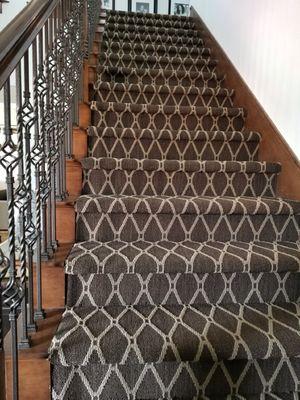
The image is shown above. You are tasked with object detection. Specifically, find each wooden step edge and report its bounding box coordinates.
[66,158,82,197]
[56,200,76,244]
[73,126,88,161]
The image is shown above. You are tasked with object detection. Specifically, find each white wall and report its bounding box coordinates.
[0,0,28,31]
[191,0,300,159]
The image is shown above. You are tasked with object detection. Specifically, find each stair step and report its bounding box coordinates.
[51,356,300,398]
[49,302,300,365]
[105,22,202,38]
[106,14,195,30]
[67,270,300,307]
[97,65,225,88]
[100,53,217,73]
[65,240,300,275]
[93,82,234,107]
[102,31,205,47]
[88,127,260,161]
[75,195,300,243]
[91,101,246,131]
[81,158,279,197]
[107,10,192,22]
[101,41,211,59]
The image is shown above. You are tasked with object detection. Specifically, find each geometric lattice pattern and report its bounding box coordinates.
[52,359,300,399]
[50,303,300,366]
[50,9,300,400]
[66,271,300,307]
[91,102,246,131]
[102,41,212,59]
[99,53,218,73]
[88,127,261,161]
[97,65,225,88]
[75,194,300,243]
[94,81,234,107]
[81,157,279,197]
[103,31,205,47]
[65,240,300,275]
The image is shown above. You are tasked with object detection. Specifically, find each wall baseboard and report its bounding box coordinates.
[191,6,300,200]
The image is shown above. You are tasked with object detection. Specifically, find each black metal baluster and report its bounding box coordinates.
[22,50,38,336]
[38,27,51,262]
[14,63,31,348]
[32,37,46,320]
[1,78,24,400]
[44,20,55,257]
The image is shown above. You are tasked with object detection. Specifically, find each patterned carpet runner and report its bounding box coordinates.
[49,10,300,400]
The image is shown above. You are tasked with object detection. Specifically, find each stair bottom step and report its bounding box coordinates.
[51,359,300,399]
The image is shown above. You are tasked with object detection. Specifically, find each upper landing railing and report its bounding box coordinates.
[0,1,102,399]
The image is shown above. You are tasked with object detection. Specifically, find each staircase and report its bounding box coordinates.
[49,10,300,399]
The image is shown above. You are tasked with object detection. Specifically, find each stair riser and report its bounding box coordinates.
[51,358,300,399]
[103,35,205,47]
[91,104,245,131]
[88,136,260,161]
[100,55,217,73]
[82,169,277,197]
[66,272,300,307]
[105,24,202,38]
[94,88,233,108]
[98,69,224,88]
[106,18,195,30]
[76,213,300,243]
[66,241,300,276]
[101,43,211,59]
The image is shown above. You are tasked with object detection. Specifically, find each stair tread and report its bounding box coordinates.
[65,240,300,275]
[88,127,261,142]
[49,302,300,366]
[102,32,204,46]
[91,101,245,116]
[101,43,212,57]
[94,81,233,97]
[75,194,300,215]
[106,15,195,28]
[101,52,216,65]
[105,23,201,37]
[97,65,225,84]
[81,157,280,173]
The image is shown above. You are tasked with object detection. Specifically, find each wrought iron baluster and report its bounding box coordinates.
[32,37,46,320]
[1,78,24,400]
[0,2,102,398]
[22,50,38,337]
[14,63,31,348]
[44,19,56,257]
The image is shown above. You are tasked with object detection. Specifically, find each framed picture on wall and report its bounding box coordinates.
[136,2,150,13]
[103,0,112,9]
[174,2,189,16]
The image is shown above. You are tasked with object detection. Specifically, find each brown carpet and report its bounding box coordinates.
[49,9,300,399]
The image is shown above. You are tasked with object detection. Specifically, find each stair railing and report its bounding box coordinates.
[0,0,102,399]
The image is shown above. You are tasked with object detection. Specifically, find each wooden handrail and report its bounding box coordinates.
[0,0,59,88]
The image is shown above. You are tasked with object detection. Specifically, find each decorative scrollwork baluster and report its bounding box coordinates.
[1,78,24,400]
[14,63,31,349]
[32,36,46,320]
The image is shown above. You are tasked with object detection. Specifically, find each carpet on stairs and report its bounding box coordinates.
[49,9,300,400]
